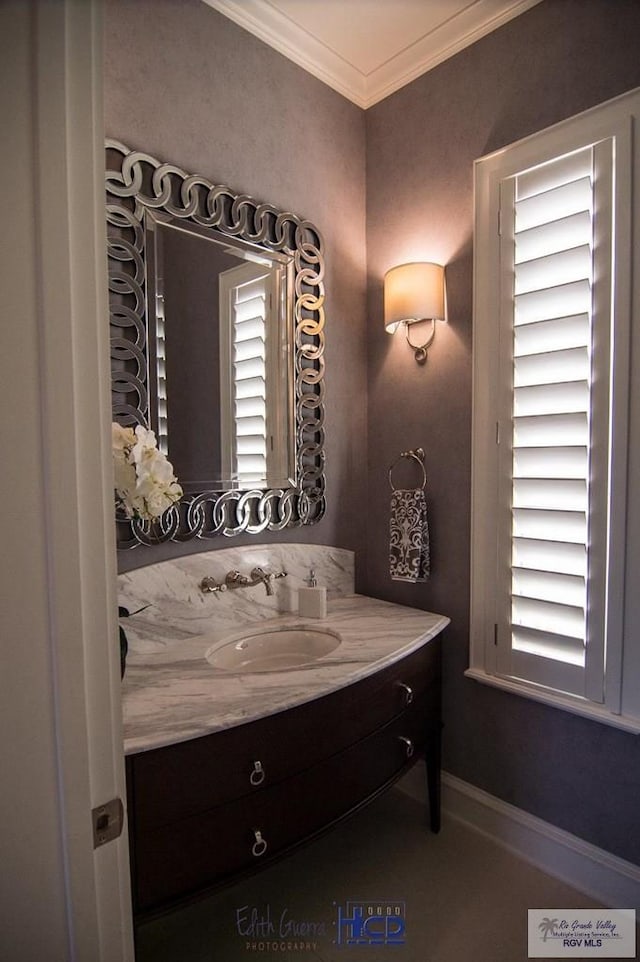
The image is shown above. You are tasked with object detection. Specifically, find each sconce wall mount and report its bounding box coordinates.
[384,262,445,365]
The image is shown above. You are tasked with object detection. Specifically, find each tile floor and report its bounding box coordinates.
[134,787,631,962]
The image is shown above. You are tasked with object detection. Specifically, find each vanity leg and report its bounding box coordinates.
[425,728,441,834]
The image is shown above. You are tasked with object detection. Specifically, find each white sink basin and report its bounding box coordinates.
[205,626,341,672]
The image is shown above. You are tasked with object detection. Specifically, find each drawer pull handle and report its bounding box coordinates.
[397,682,414,706]
[250,761,265,786]
[252,829,268,858]
[398,736,414,759]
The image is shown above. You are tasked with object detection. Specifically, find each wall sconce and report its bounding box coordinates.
[384,262,445,364]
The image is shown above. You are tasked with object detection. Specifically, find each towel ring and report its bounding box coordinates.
[388,448,427,492]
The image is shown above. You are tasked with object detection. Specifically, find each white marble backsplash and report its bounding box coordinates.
[118,544,354,654]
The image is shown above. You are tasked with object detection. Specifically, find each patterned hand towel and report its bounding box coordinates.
[389,488,430,582]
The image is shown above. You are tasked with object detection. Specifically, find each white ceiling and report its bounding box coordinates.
[204,0,543,108]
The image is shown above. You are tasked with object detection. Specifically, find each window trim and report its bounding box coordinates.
[469,87,638,729]
[464,667,640,734]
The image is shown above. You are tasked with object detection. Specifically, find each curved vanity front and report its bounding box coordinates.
[122,593,449,917]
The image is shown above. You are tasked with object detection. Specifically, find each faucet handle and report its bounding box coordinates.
[226,569,248,587]
[200,576,227,594]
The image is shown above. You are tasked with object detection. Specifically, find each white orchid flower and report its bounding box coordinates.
[112,421,182,522]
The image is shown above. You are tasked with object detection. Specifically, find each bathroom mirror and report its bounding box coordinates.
[106,140,326,546]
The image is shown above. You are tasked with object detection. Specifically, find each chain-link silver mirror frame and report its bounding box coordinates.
[106,140,326,548]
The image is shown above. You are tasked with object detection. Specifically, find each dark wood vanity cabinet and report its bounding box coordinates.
[126,635,442,916]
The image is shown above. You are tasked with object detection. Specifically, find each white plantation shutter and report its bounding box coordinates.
[219,262,274,486]
[471,89,639,728]
[154,295,169,454]
[232,275,269,484]
[495,142,613,700]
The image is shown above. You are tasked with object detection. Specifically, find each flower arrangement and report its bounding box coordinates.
[112,422,182,522]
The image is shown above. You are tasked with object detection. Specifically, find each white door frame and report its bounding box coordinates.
[0,1,134,959]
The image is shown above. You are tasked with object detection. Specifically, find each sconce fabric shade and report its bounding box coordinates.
[384,262,445,333]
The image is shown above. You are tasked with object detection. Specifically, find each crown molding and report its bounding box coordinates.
[364,0,544,107]
[203,0,368,105]
[203,0,543,109]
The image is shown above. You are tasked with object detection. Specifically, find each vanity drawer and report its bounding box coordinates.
[129,636,441,832]
[132,695,432,912]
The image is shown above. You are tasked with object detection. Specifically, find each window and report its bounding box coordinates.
[219,262,272,486]
[469,88,640,731]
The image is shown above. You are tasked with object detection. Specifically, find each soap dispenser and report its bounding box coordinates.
[298,569,327,619]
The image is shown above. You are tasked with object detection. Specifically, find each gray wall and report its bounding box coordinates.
[105,0,368,575]
[365,0,640,865]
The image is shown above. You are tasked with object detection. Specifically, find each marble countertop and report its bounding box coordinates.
[122,594,449,755]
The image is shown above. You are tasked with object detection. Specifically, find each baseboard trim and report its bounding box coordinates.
[396,768,640,910]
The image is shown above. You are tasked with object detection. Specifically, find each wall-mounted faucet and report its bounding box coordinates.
[200,566,287,597]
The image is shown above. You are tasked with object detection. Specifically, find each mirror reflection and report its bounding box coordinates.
[145,213,295,492]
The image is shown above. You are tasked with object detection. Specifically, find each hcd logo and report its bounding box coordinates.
[335,900,405,946]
